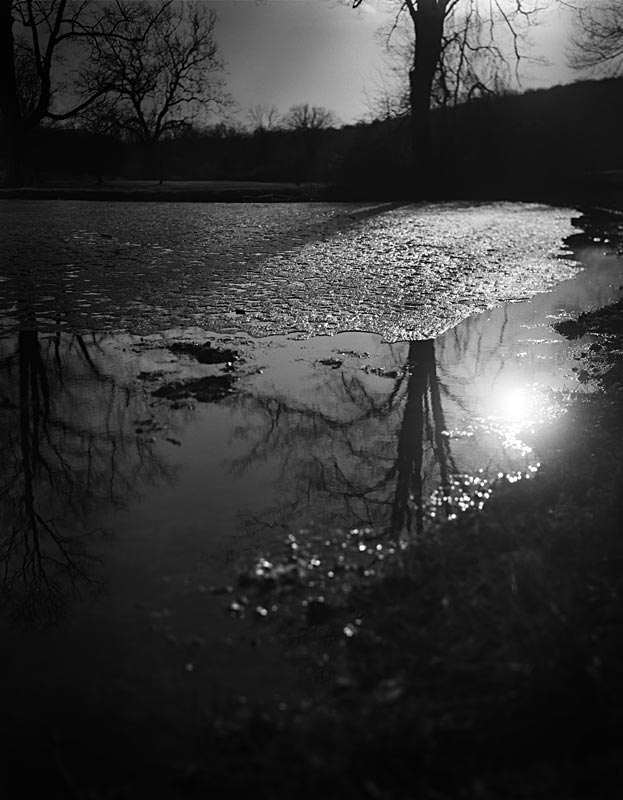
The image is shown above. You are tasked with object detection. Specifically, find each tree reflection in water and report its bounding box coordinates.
[231,339,455,540]
[0,315,175,624]
[391,340,455,535]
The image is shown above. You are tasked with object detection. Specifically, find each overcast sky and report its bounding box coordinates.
[206,0,579,126]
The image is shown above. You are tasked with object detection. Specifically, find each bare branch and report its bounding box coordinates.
[569,1,623,75]
[281,103,340,131]
[77,1,229,145]
[247,103,280,132]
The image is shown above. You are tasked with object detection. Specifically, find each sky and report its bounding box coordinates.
[205,0,580,127]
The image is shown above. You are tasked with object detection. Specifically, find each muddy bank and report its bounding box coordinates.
[178,300,623,800]
[156,225,623,797]
[10,298,621,800]
[2,180,623,210]
[2,203,622,798]
[0,179,328,203]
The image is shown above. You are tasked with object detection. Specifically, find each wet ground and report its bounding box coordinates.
[1,200,622,782]
[0,200,578,339]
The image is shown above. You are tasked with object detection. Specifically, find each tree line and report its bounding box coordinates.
[19,75,620,201]
[1,0,622,193]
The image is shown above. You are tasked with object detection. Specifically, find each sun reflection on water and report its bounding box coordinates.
[485,380,565,449]
[435,376,569,522]
[499,386,531,421]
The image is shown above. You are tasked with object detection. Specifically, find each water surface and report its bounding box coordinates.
[1,199,622,764]
[1,200,578,338]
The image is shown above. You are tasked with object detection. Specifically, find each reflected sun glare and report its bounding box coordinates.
[500,386,531,422]
[487,381,540,428]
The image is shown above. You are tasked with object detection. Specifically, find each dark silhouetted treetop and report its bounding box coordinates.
[281,103,340,131]
[247,103,280,133]
[79,0,230,145]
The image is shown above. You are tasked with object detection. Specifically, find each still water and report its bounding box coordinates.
[1,200,622,761]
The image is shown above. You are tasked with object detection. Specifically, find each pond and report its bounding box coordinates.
[1,199,622,767]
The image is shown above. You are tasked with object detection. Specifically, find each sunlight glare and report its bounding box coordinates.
[501,386,531,422]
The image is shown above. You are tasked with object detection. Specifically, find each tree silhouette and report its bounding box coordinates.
[279,103,339,181]
[281,103,339,131]
[0,0,228,185]
[352,0,548,191]
[79,0,229,177]
[247,103,280,133]
[0,0,140,185]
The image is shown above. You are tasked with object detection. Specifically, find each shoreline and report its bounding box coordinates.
[2,200,622,798]
[188,238,623,799]
[0,180,328,203]
[180,209,623,797]
[2,180,622,211]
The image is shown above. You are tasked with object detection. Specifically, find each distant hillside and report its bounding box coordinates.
[331,76,623,198]
[441,76,623,192]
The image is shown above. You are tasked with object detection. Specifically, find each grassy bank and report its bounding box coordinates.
[10,218,622,799]
[179,300,623,800]
[0,179,328,203]
[2,178,622,208]
[41,306,620,799]
[28,313,623,800]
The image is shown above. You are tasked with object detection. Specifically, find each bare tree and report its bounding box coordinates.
[352,0,548,191]
[0,0,145,185]
[0,1,228,186]
[568,1,623,75]
[247,103,280,132]
[279,103,339,181]
[281,103,339,131]
[80,0,229,152]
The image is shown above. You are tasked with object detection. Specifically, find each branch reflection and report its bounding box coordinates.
[231,339,456,540]
[0,315,175,624]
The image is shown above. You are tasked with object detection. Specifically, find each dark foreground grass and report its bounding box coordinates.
[66,307,613,800]
[20,303,623,800]
[0,178,328,202]
[188,302,623,800]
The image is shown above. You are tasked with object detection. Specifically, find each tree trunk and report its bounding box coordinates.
[142,140,164,183]
[0,4,23,187]
[410,1,445,196]
[0,5,41,188]
[409,67,436,192]
[4,132,26,188]
[390,340,435,536]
